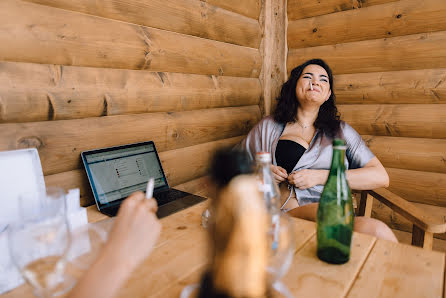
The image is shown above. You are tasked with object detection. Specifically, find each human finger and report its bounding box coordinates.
[143,198,159,213]
[271,165,288,178]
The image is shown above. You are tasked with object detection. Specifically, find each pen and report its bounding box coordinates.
[146,178,154,199]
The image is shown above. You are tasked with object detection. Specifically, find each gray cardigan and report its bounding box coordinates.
[238,116,375,206]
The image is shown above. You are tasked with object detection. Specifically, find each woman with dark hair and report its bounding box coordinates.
[239,59,396,241]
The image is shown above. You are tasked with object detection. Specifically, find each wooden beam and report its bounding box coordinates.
[46,136,243,206]
[288,0,446,49]
[0,106,260,175]
[335,68,446,104]
[339,104,446,138]
[260,0,287,115]
[0,0,261,77]
[386,168,446,207]
[288,31,446,74]
[203,0,261,19]
[362,135,446,174]
[24,0,261,48]
[0,61,261,123]
[358,191,374,217]
[412,225,434,249]
[287,0,398,21]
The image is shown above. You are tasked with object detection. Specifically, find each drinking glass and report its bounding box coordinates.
[267,213,295,297]
[8,187,74,297]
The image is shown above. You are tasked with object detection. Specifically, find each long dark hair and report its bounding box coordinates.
[273,58,340,138]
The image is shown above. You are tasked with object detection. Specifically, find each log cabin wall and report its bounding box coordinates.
[0,0,266,206]
[287,0,446,245]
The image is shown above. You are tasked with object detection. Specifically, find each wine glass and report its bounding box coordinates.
[267,212,295,298]
[7,187,74,297]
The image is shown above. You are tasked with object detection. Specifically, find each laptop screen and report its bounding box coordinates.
[82,142,169,208]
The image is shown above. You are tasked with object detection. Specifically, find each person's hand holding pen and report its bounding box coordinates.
[69,182,161,298]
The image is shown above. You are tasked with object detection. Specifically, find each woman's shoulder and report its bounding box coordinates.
[338,121,363,144]
[255,115,283,130]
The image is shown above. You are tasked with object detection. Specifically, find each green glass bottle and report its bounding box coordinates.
[317,138,354,264]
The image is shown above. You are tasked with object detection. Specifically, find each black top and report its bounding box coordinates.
[275,140,306,174]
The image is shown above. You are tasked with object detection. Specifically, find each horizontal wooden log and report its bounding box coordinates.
[371,199,446,241]
[0,105,260,175]
[288,0,446,49]
[287,0,398,21]
[24,0,261,48]
[362,135,446,173]
[204,0,261,19]
[0,0,261,77]
[288,31,446,74]
[339,104,446,138]
[335,69,446,104]
[46,136,242,206]
[0,61,261,123]
[386,168,446,207]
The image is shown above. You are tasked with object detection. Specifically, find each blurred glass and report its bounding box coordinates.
[8,187,74,297]
[267,213,295,297]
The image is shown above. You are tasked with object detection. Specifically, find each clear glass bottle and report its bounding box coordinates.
[255,152,281,250]
[316,139,354,264]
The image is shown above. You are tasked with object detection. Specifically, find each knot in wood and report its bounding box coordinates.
[17,136,43,149]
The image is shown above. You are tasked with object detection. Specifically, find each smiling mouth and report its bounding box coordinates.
[307,89,320,92]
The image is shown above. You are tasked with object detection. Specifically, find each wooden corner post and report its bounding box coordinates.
[259,0,287,116]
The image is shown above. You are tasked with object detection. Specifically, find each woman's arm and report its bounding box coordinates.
[68,192,161,298]
[346,156,389,190]
[287,157,389,190]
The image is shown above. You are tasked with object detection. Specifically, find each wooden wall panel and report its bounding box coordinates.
[362,136,446,174]
[287,0,398,21]
[371,200,446,241]
[339,104,446,138]
[46,137,242,206]
[260,0,287,115]
[23,0,261,48]
[288,0,446,49]
[0,0,261,77]
[204,0,261,19]
[0,61,261,123]
[0,106,260,175]
[386,168,446,207]
[335,69,446,104]
[288,31,446,74]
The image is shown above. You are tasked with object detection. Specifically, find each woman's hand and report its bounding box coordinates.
[68,192,161,298]
[288,169,329,190]
[270,165,288,184]
[101,191,161,272]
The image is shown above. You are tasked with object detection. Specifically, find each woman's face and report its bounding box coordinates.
[295,64,332,106]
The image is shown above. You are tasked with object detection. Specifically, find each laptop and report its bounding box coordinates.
[81,141,207,218]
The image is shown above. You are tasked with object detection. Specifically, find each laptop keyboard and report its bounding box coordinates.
[155,188,189,206]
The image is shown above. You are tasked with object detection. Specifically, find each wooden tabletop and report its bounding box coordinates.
[3,202,445,298]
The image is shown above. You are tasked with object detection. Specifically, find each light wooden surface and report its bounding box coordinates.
[339,104,446,139]
[259,0,287,115]
[288,0,446,49]
[23,0,261,48]
[0,61,261,123]
[335,69,446,105]
[288,31,446,75]
[0,106,260,175]
[362,135,446,174]
[287,0,398,21]
[3,203,444,298]
[204,0,261,20]
[386,168,446,207]
[0,0,261,78]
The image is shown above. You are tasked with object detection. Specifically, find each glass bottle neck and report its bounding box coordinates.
[328,149,346,177]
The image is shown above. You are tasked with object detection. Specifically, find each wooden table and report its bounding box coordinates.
[3,201,445,298]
